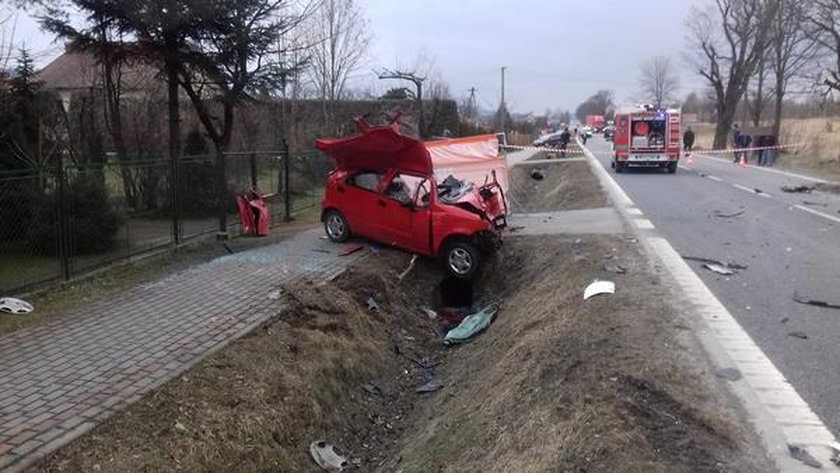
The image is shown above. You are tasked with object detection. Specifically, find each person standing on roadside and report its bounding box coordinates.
[559,127,571,157]
[683,126,695,154]
[732,124,742,163]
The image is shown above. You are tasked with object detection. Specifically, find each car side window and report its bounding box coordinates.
[348,172,382,192]
[384,173,427,206]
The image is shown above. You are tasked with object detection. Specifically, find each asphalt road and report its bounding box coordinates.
[586,136,840,436]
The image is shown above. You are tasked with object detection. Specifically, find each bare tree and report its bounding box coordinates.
[639,56,679,107]
[377,68,426,137]
[686,0,780,149]
[306,0,370,128]
[744,52,772,126]
[770,0,820,139]
[807,0,840,94]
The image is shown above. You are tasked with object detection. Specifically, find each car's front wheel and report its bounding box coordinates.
[442,239,481,280]
[323,210,350,242]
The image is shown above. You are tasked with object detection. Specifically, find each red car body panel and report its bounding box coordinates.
[318,118,507,257]
[315,117,433,175]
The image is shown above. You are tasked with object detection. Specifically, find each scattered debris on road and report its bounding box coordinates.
[788,443,823,468]
[530,169,545,181]
[603,263,627,274]
[398,255,419,281]
[310,440,348,472]
[340,244,364,256]
[508,225,526,233]
[444,303,499,344]
[788,331,809,340]
[793,292,840,310]
[715,368,742,381]
[779,316,790,324]
[703,263,736,276]
[362,381,383,397]
[222,243,235,254]
[415,377,444,393]
[712,209,745,218]
[681,255,748,270]
[312,248,331,254]
[802,200,828,207]
[780,185,815,194]
[267,289,283,300]
[0,297,34,315]
[366,296,379,311]
[583,280,615,300]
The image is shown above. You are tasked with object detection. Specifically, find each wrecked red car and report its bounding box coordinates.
[316,117,508,279]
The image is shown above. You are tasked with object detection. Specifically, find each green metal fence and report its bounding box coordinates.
[0,146,330,293]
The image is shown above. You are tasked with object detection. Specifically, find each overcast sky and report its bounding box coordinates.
[8,0,707,114]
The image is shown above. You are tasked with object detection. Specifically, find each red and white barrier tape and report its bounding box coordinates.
[686,142,807,155]
[501,144,585,155]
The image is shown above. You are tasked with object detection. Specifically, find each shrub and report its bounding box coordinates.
[28,174,123,255]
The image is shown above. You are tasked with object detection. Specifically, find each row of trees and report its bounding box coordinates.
[686,0,840,148]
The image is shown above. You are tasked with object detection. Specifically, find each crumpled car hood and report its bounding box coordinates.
[315,117,432,175]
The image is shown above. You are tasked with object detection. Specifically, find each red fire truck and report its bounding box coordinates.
[611,106,681,174]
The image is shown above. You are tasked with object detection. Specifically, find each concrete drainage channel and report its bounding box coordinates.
[579,140,840,472]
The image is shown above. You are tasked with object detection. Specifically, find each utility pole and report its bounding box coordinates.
[467,86,477,120]
[500,66,507,132]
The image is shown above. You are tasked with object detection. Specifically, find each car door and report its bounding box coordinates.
[375,173,432,254]
[340,171,384,238]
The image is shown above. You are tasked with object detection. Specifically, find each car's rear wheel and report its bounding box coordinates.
[667,162,677,174]
[442,239,481,280]
[324,210,350,242]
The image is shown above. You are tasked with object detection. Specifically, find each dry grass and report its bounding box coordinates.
[693,118,840,178]
[508,161,608,212]
[33,249,441,472]
[382,236,770,473]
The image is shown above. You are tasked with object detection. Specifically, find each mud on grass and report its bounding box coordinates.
[31,249,447,473]
[508,161,607,213]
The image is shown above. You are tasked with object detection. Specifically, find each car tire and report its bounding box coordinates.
[615,162,624,173]
[667,162,677,174]
[323,210,350,242]
[442,239,481,280]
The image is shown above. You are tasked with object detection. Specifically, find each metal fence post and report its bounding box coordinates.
[249,152,257,189]
[283,140,292,222]
[216,150,228,239]
[56,159,71,280]
[171,149,181,245]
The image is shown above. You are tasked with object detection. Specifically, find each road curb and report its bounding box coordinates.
[579,140,840,472]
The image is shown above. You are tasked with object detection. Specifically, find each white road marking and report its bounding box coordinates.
[581,143,840,471]
[626,208,643,216]
[707,175,723,182]
[732,183,773,198]
[649,236,839,470]
[697,154,835,184]
[794,204,840,224]
[634,218,655,229]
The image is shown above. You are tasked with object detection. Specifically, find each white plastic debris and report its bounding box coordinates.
[310,440,347,472]
[0,297,33,315]
[583,280,615,300]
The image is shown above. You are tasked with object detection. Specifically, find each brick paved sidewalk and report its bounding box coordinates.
[0,228,365,472]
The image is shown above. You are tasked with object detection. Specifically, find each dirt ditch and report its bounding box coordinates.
[508,161,607,213]
[33,235,772,473]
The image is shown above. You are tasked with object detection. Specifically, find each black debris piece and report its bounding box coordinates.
[793,292,840,310]
[712,210,745,218]
[530,170,544,181]
[788,331,809,340]
[781,185,816,194]
[682,255,748,270]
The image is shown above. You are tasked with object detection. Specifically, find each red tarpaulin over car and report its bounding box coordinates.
[426,134,509,194]
[315,118,433,175]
